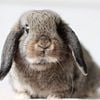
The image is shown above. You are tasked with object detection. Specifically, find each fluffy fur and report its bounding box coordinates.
[0,10,100,99]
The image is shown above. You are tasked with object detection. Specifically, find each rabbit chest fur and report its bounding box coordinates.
[9,48,100,98]
[10,51,77,98]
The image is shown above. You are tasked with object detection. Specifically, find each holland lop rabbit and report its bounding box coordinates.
[0,10,100,99]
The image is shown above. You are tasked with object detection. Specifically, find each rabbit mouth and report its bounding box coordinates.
[33,59,48,65]
[26,56,58,65]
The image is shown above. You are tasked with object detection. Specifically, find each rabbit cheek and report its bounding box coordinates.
[25,40,37,58]
[47,45,60,59]
[47,41,62,60]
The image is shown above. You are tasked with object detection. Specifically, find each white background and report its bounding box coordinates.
[0,0,100,99]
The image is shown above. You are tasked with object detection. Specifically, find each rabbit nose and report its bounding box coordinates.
[38,35,51,49]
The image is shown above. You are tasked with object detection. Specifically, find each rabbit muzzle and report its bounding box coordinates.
[37,35,51,50]
[25,35,61,65]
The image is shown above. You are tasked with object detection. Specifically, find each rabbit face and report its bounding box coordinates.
[0,10,87,80]
[19,11,68,66]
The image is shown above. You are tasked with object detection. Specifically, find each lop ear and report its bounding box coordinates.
[57,20,88,76]
[0,22,23,80]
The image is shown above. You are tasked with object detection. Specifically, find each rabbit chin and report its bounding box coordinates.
[25,57,58,71]
[26,56,58,65]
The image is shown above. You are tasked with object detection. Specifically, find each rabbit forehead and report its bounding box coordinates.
[20,10,61,33]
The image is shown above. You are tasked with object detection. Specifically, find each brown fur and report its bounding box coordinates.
[0,10,100,99]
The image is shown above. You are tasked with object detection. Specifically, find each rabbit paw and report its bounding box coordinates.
[15,92,30,100]
[47,95,59,100]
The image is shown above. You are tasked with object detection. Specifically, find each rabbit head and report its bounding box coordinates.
[0,10,87,80]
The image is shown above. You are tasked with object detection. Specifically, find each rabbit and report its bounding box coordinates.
[0,10,100,99]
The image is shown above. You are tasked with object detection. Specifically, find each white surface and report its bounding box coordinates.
[0,0,100,99]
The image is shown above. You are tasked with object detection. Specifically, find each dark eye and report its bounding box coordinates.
[26,28,29,33]
[24,24,29,34]
[25,24,28,27]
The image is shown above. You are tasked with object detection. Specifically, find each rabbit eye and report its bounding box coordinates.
[22,24,29,34]
[25,24,29,33]
[25,24,28,27]
[25,28,29,33]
